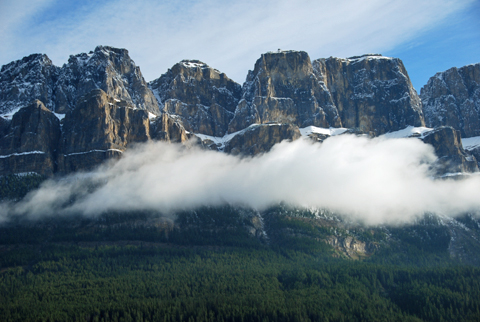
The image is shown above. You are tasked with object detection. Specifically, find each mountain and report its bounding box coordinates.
[2,48,480,321]
[0,46,478,175]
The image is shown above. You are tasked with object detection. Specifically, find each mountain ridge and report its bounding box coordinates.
[0,46,479,177]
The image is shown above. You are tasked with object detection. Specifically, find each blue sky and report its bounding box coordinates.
[0,0,478,91]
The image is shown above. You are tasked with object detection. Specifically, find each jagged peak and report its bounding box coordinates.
[67,45,132,66]
[94,45,129,55]
[1,53,53,73]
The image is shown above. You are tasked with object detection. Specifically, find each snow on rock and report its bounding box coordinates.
[299,126,348,137]
[462,136,480,150]
[0,151,45,159]
[381,126,433,139]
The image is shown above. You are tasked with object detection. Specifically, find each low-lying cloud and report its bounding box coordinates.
[2,135,480,225]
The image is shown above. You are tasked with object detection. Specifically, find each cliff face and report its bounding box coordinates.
[313,54,425,135]
[421,126,478,174]
[224,123,301,155]
[149,60,241,137]
[421,63,480,138]
[0,100,61,176]
[58,89,152,173]
[228,51,341,133]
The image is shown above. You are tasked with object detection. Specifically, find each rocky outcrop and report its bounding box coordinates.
[313,54,425,135]
[58,89,152,173]
[326,236,375,259]
[150,113,190,143]
[0,54,59,115]
[421,126,478,174]
[54,46,159,114]
[224,123,301,155]
[0,100,61,176]
[228,50,341,133]
[420,63,480,138]
[149,60,241,137]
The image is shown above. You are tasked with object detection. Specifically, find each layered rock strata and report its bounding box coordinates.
[149,60,241,137]
[313,54,425,135]
[228,50,341,133]
[0,100,61,176]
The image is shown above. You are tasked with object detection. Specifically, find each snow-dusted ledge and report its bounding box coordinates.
[64,149,124,157]
[0,151,46,158]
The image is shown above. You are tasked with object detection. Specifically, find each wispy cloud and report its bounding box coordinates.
[2,136,480,226]
[0,0,473,83]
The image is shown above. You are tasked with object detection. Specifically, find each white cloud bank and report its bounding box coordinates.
[0,0,474,83]
[2,135,480,226]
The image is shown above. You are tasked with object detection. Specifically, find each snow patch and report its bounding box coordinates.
[1,107,22,120]
[381,126,433,139]
[347,54,393,63]
[53,112,65,121]
[299,126,348,137]
[0,151,45,159]
[148,112,157,121]
[64,149,124,157]
[194,124,260,150]
[462,136,480,150]
[182,61,207,69]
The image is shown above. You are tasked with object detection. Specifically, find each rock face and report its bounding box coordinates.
[149,60,242,137]
[0,100,61,176]
[224,123,301,155]
[0,47,479,176]
[54,46,159,114]
[58,89,152,173]
[0,54,59,115]
[421,63,480,138]
[313,54,425,135]
[228,51,341,133]
[421,126,478,174]
[150,113,190,143]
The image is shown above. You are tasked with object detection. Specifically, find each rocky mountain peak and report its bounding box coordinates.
[228,50,340,133]
[55,45,159,114]
[149,60,242,137]
[421,63,480,138]
[0,53,59,115]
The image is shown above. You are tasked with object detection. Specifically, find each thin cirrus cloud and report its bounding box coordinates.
[0,0,473,83]
[2,136,480,226]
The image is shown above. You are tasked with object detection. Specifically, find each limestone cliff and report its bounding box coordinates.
[313,54,424,135]
[149,60,241,137]
[228,50,341,133]
[58,89,152,173]
[421,63,480,138]
[0,100,61,176]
